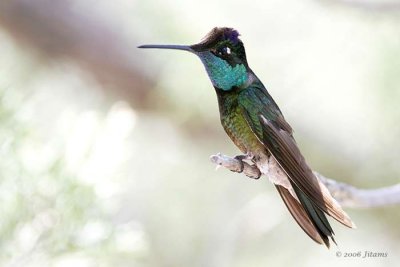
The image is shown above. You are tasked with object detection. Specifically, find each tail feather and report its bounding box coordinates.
[275,185,324,245]
[276,181,342,248]
[291,181,335,248]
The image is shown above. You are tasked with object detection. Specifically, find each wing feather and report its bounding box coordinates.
[238,85,354,228]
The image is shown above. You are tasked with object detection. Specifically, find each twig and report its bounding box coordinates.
[210,153,400,208]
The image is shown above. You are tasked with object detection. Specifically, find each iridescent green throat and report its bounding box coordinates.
[198,52,248,91]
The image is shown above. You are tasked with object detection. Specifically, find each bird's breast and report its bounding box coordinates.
[220,103,265,156]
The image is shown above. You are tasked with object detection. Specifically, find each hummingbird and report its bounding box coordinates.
[139,27,355,247]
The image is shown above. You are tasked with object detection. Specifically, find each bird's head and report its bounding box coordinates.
[139,27,251,91]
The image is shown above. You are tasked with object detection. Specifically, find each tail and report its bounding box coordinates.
[276,182,338,248]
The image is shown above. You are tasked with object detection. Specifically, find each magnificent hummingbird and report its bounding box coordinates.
[139,27,355,247]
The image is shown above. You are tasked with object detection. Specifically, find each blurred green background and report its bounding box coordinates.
[0,0,399,266]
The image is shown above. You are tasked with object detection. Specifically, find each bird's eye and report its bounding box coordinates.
[217,46,231,56]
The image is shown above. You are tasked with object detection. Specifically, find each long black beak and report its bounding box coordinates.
[138,44,194,53]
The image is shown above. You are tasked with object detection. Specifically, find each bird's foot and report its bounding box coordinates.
[233,153,261,179]
[245,163,261,179]
[234,152,254,162]
[234,153,252,172]
[233,155,245,173]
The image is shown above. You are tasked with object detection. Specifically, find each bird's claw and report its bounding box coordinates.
[235,152,254,161]
[234,153,253,173]
[233,155,245,173]
[248,166,261,179]
[233,153,261,179]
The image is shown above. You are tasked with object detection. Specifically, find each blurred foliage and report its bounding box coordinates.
[0,0,399,267]
[0,88,131,266]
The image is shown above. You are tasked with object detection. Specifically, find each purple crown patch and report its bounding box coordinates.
[223,29,240,44]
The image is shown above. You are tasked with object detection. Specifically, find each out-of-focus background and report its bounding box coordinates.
[0,0,399,266]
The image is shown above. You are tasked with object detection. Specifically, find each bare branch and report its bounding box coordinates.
[210,153,400,208]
